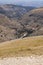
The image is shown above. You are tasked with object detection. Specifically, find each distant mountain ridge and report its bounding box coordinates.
[0,4,35,20]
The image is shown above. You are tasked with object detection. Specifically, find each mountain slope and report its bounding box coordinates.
[0,4,35,20]
[0,14,17,42]
[18,8,43,37]
[0,7,43,42]
[0,5,35,42]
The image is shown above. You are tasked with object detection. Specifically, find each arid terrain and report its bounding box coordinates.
[0,5,43,42]
[0,36,43,65]
[0,4,35,42]
[0,4,43,65]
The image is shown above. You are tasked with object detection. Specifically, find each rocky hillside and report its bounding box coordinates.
[0,6,43,42]
[18,8,43,37]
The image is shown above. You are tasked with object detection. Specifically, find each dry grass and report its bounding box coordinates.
[0,36,43,58]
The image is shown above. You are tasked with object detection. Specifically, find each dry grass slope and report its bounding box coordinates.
[0,36,43,58]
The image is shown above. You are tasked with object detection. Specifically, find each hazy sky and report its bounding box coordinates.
[0,0,43,3]
[0,0,43,7]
